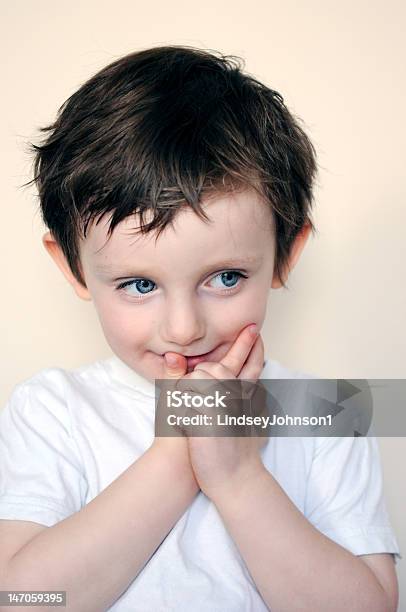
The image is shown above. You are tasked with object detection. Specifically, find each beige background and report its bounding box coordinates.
[1,0,405,607]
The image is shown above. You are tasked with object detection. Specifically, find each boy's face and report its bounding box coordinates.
[44,188,310,383]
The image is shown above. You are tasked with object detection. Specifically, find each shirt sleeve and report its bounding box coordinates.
[0,376,88,527]
[304,435,402,565]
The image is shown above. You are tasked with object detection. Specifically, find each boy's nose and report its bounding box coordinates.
[162,320,205,349]
[160,299,205,348]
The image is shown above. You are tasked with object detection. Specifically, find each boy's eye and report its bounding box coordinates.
[115,270,247,298]
[208,271,246,290]
[116,278,156,296]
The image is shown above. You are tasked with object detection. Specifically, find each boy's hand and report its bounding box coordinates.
[163,324,268,500]
[151,352,198,486]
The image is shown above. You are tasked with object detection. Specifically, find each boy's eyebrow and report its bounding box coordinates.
[94,255,263,279]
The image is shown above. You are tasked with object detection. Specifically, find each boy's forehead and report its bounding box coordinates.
[82,188,274,264]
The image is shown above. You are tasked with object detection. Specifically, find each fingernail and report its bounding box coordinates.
[248,324,258,337]
[164,353,179,368]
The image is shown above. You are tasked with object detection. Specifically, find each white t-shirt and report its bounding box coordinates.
[0,356,401,611]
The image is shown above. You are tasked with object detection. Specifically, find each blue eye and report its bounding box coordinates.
[116,278,156,296]
[209,271,246,290]
[116,270,247,299]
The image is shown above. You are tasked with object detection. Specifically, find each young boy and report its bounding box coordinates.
[0,45,401,611]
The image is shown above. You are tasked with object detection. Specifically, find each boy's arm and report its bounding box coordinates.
[210,461,398,612]
[1,438,199,612]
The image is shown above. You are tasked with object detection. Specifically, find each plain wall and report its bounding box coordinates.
[1,0,405,607]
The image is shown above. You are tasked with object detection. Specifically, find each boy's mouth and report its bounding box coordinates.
[183,347,218,368]
[160,345,220,370]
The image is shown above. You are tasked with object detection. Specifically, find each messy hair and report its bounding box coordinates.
[26,45,318,288]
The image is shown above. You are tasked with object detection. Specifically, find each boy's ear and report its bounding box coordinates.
[271,222,312,289]
[42,231,92,301]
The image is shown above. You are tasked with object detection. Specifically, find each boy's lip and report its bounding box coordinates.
[184,347,218,368]
[160,345,220,369]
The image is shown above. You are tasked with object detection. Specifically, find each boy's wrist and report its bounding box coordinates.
[206,456,267,506]
[151,436,200,492]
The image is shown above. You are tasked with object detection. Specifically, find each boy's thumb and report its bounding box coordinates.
[163,353,187,378]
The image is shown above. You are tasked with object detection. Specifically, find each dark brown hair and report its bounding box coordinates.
[26,45,318,288]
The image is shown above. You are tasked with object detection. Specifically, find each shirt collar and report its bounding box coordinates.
[106,354,157,397]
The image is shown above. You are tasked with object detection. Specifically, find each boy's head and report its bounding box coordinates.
[27,45,317,381]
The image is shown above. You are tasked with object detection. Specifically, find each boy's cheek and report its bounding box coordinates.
[91,300,151,348]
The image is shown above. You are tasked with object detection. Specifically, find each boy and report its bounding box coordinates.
[0,45,401,611]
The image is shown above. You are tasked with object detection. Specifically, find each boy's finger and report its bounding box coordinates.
[239,334,265,381]
[219,324,259,377]
[163,352,187,379]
